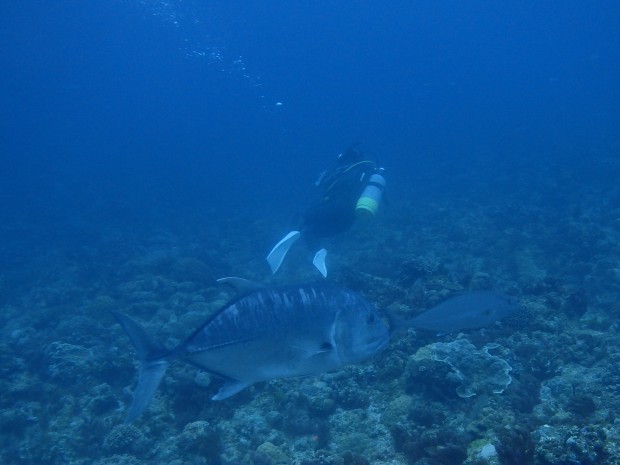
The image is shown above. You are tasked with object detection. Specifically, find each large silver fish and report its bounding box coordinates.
[112,278,389,422]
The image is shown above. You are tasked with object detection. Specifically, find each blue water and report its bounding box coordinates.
[2,0,618,239]
[1,1,620,464]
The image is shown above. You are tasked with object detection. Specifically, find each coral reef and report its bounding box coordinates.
[2,189,620,465]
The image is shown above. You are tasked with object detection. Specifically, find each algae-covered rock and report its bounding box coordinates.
[329,408,392,460]
[341,450,370,465]
[466,439,499,465]
[86,295,117,313]
[243,442,289,465]
[85,383,119,415]
[533,424,608,465]
[177,420,220,458]
[93,454,146,465]
[45,341,93,382]
[103,424,148,455]
[408,338,512,398]
[381,395,412,427]
[334,379,370,410]
[308,395,337,416]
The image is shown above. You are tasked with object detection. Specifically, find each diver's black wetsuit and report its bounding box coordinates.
[300,158,378,248]
[266,144,384,276]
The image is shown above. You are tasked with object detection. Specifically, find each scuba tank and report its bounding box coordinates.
[356,172,386,218]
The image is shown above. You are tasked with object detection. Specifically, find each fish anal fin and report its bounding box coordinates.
[212,380,250,400]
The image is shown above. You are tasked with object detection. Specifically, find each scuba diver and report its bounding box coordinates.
[267,143,386,277]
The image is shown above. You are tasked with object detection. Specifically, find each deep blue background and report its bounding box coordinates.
[1,0,619,245]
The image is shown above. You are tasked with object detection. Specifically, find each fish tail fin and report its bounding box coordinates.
[111,311,169,423]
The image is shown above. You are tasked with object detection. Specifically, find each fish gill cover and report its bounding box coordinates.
[0,1,619,464]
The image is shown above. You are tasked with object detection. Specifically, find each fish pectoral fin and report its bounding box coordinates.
[212,379,251,401]
[289,341,334,357]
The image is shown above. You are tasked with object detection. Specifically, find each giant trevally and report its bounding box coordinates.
[112,278,389,422]
[408,291,520,333]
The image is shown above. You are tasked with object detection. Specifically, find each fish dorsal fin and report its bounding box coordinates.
[217,277,264,295]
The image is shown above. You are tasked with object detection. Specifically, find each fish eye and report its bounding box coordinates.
[320,342,334,351]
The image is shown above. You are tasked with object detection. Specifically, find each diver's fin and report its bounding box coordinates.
[211,379,250,401]
[267,230,300,274]
[111,311,169,423]
[312,248,328,278]
[217,277,264,295]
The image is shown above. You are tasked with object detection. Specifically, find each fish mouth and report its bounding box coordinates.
[370,334,390,353]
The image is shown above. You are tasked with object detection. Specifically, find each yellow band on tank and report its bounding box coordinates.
[356,197,379,217]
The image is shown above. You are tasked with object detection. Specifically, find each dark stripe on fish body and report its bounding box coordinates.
[180,284,349,355]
